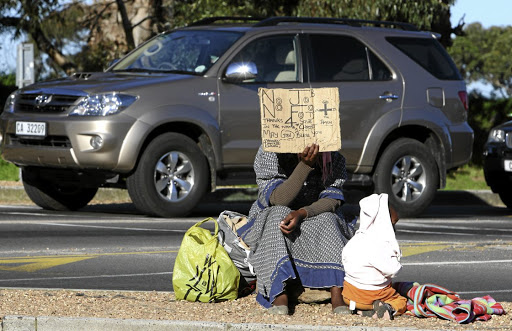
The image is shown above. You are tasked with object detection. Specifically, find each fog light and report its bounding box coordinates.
[90,135,104,149]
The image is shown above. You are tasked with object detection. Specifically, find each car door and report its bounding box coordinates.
[217,33,305,167]
[305,33,404,173]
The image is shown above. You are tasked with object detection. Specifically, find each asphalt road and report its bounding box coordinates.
[0,196,511,303]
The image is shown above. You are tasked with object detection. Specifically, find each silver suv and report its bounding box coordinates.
[0,17,473,218]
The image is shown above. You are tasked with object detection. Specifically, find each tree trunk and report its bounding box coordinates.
[116,0,136,49]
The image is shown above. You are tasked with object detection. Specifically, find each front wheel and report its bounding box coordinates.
[373,138,439,218]
[22,168,98,211]
[498,191,512,209]
[127,133,209,217]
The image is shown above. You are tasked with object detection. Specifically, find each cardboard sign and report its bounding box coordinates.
[259,87,341,153]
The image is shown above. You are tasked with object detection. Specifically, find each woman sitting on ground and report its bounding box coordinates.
[237,143,355,315]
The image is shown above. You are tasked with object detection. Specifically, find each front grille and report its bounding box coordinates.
[507,132,512,149]
[9,135,72,148]
[15,94,81,113]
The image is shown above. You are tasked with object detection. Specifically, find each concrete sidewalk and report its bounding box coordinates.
[1,315,436,331]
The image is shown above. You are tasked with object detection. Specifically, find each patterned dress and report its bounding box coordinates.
[237,146,355,308]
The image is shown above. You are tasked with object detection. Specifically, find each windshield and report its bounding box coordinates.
[111,30,243,75]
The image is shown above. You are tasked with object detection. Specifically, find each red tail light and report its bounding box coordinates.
[458,91,468,111]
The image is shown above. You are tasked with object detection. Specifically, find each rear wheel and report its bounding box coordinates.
[373,138,439,218]
[127,133,209,217]
[22,168,98,211]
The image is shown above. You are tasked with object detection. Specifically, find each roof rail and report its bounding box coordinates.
[188,16,264,26]
[253,16,418,31]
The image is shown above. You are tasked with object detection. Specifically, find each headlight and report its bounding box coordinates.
[3,90,19,114]
[69,93,137,116]
[487,129,505,143]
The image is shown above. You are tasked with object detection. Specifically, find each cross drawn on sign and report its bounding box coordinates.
[317,101,335,116]
[258,87,341,153]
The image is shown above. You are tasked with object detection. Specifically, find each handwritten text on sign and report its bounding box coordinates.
[259,87,341,153]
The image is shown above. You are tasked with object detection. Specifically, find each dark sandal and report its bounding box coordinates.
[361,307,375,318]
[361,300,394,320]
[369,300,394,320]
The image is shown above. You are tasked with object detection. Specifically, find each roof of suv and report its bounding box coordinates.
[187,16,419,31]
[182,16,437,39]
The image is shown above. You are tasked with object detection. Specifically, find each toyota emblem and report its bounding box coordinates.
[35,94,52,107]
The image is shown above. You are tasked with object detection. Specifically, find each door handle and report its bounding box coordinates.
[379,93,399,101]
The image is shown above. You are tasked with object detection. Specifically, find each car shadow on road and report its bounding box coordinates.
[81,188,512,219]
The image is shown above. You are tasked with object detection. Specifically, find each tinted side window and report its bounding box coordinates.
[309,34,391,82]
[387,37,462,80]
[369,52,392,81]
[228,35,298,83]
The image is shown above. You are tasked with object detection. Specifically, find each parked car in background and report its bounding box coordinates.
[0,17,473,218]
[483,120,512,208]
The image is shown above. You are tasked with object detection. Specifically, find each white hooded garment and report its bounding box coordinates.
[341,193,402,290]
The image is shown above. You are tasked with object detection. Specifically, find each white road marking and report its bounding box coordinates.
[403,259,512,266]
[399,222,512,233]
[398,229,473,236]
[459,289,512,294]
[38,222,187,233]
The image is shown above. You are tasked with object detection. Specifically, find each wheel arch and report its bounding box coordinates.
[117,106,222,191]
[133,122,217,191]
[373,125,447,189]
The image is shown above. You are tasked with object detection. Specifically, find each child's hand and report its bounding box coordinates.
[389,205,399,224]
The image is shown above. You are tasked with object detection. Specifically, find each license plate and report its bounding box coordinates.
[15,121,47,137]
[505,160,512,172]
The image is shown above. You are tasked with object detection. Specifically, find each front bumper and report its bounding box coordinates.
[0,113,136,171]
[483,144,512,191]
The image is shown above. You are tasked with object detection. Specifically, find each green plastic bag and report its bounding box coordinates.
[173,217,240,302]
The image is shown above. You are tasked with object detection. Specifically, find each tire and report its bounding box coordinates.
[498,191,512,209]
[127,133,209,217]
[373,138,439,218]
[22,168,98,211]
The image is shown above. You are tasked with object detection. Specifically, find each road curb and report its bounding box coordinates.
[1,315,434,331]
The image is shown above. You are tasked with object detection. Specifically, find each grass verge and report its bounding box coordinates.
[444,164,488,190]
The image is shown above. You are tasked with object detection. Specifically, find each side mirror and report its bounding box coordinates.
[224,62,257,83]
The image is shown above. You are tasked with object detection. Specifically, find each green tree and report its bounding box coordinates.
[295,0,460,47]
[171,0,462,47]
[449,23,512,98]
[0,0,86,75]
[1,0,463,76]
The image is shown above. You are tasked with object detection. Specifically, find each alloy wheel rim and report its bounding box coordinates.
[154,151,195,202]
[390,155,425,202]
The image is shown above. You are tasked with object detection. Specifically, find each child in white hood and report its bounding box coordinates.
[341,193,407,320]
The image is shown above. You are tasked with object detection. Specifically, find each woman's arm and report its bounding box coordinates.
[268,144,319,206]
[302,198,341,218]
[269,161,312,206]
